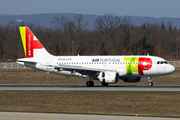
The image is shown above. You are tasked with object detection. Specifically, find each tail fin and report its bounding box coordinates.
[19,27,51,58]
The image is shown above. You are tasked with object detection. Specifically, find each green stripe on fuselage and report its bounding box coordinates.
[123,57,139,75]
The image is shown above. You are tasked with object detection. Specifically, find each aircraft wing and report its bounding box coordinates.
[50,64,101,72]
[49,64,106,77]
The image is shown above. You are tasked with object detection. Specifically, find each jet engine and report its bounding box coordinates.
[98,71,119,83]
[122,77,141,83]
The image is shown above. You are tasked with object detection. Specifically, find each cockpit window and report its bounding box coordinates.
[157,61,168,64]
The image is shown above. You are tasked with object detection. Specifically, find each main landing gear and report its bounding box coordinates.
[86,81,94,87]
[147,76,153,86]
[86,77,94,87]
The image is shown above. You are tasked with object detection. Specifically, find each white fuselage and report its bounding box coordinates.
[17,55,175,78]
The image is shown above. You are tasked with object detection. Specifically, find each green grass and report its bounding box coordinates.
[0,91,180,117]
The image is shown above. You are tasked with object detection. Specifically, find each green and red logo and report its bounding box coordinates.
[123,57,152,75]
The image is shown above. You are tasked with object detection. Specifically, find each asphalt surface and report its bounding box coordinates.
[0,85,180,92]
[0,112,179,120]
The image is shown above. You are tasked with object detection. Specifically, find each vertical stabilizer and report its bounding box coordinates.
[19,27,51,58]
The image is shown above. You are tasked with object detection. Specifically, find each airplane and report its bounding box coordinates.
[16,27,175,87]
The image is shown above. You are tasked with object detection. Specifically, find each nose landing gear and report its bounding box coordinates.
[147,76,153,86]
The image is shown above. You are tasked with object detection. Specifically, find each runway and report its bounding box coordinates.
[0,85,180,92]
[0,112,179,120]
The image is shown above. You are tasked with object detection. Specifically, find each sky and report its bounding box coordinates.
[0,0,180,18]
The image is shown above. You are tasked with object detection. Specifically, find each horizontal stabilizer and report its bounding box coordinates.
[16,58,37,63]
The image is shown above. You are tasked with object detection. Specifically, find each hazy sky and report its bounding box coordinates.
[0,0,180,18]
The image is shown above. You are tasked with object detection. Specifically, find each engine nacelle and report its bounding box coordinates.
[98,71,119,83]
[122,77,141,83]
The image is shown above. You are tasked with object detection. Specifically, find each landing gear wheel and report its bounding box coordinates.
[86,81,94,87]
[148,82,153,86]
[147,76,153,86]
[101,82,109,86]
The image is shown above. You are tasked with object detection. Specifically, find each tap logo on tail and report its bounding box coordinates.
[19,27,43,58]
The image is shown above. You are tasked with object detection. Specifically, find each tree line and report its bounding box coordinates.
[0,13,179,61]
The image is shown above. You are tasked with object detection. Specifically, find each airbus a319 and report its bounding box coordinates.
[17,27,175,87]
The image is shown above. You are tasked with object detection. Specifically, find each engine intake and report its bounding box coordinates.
[98,71,119,83]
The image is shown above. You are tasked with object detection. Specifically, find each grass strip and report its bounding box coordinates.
[0,69,180,85]
[0,91,179,117]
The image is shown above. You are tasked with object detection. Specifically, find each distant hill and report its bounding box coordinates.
[0,14,9,16]
[0,13,180,30]
[0,13,98,30]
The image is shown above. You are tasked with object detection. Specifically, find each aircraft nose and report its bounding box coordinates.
[167,65,175,74]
